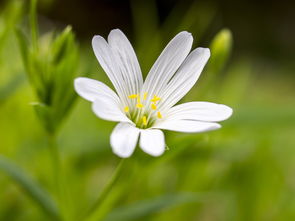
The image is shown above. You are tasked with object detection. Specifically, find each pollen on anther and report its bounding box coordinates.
[143,92,148,100]
[151,95,161,103]
[157,111,162,119]
[142,116,147,125]
[124,106,129,112]
[128,94,138,99]
[136,103,143,108]
[151,103,157,110]
[137,96,141,103]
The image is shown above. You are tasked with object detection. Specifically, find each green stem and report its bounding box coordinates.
[48,134,61,210]
[85,159,125,221]
[48,133,69,221]
[30,0,39,50]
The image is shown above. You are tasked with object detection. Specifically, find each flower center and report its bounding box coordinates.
[123,93,162,129]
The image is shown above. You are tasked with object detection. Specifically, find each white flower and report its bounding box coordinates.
[74,29,232,158]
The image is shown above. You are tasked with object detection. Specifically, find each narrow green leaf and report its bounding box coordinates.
[31,102,56,134]
[16,28,46,100]
[0,74,25,104]
[50,26,79,127]
[130,0,160,74]
[15,28,29,70]
[0,0,23,51]
[104,193,208,221]
[30,0,39,50]
[162,1,216,43]
[0,156,60,220]
[51,26,74,64]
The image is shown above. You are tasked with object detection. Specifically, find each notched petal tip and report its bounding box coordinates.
[109,28,123,35]
[196,47,211,58]
[74,77,82,87]
[92,36,107,55]
[110,123,140,158]
[74,77,84,94]
[204,47,211,56]
[92,35,106,49]
[197,122,222,132]
[178,30,192,36]
[212,123,222,130]
[178,31,193,42]
[112,147,133,158]
[107,28,127,44]
[139,129,165,157]
[92,35,102,42]
[113,151,130,158]
[210,103,233,122]
[219,104,233,121]
[171,31,193,47]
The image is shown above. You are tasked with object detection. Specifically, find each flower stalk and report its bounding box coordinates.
[48,133,71,221]
[85,159,125,221]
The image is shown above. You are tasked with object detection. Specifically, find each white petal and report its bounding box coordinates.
[142,31,193,101]
[92,35,129,104]
[108,29,143,95]
[139,129,165,157]
[74,77,119,102]
[159,48,210,111]
[92,95,132,123]
[110,123,140,158]
[153,120,221,133]
[165,102,233,122]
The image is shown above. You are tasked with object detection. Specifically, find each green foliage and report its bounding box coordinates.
[104,193,208,221]
[0,156,60,220]
[0,0,23,50]
[0,0,24,104]
[17,23,79,134]
[0,0,295,221]
[0,74,25,104]
[209,28,233,74]
[194,28,233,98]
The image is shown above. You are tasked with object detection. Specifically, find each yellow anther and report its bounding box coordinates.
[124,106,129,112]
[157,111,162,119]
[151,95,161,103]
[143,92,148,100]
[142,115,147,126]
[151,103,157,110]
[128,94,138,99]
[136,103,143,108]
[137,96,141,103]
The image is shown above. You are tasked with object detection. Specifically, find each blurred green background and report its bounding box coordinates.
[0,0,295,220]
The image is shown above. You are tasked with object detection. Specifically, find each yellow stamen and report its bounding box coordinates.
[157,111,162,119]
[124,106,129,112]
[142,115,147,126]
[136,103,143,108]
[128,94,138,99]
[151,95,161,103]
[151,103,157,110]
[143,92,148,100]
[137,96,141,103]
